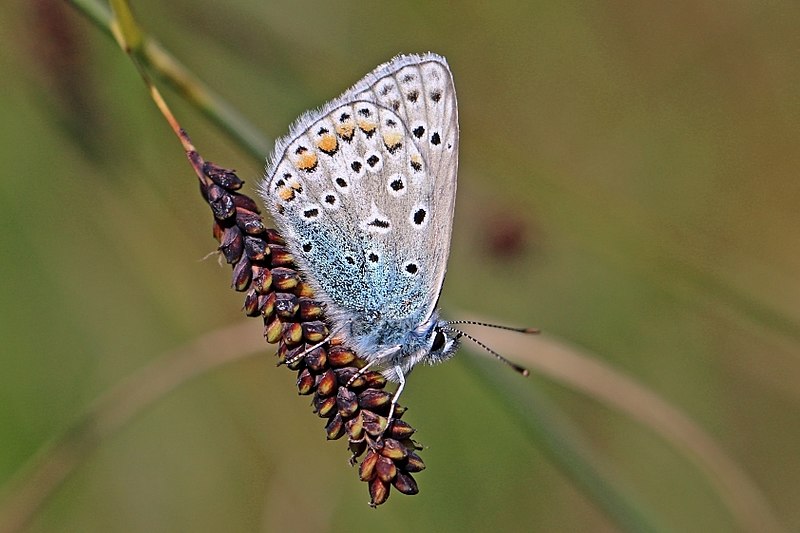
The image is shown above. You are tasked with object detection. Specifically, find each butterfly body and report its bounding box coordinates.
[259,53,461,383]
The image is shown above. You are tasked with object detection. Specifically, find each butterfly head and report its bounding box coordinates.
[377,316,461,382]
[422,321,461,366]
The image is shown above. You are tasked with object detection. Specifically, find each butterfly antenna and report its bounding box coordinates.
[443,327,530,377]
[446,320,539,335]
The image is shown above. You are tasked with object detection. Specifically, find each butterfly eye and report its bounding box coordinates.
[431,330,446,352]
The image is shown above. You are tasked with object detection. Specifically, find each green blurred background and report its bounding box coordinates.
[1,0,799,531]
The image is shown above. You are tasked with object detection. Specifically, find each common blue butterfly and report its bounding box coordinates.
[259,53,528,423]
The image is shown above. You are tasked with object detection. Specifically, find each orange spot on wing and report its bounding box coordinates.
[278,186,295,201]
[357,119,377,133]
[295,151,318,171]
[317,133,338,153]
[383,131,403,149]
[335,122,354,140]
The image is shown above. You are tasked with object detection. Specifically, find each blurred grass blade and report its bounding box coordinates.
[66,0,271,159]
[460,350,669,533]
[457,318,786,533]
[108,0,142,54]
[0,322,265,533]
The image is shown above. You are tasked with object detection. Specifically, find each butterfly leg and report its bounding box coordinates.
[385,365,405,435]
[285,338,329,365]
[345,359,376,387]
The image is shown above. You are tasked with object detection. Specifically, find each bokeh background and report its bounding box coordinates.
[1,0,799,531]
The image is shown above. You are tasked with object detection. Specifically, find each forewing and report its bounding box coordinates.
[260,54,458,323]
[354,55,459,320]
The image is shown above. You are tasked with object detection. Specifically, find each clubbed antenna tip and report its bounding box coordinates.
[445,320,537,377]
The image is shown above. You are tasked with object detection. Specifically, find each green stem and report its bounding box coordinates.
[65,0,271,160]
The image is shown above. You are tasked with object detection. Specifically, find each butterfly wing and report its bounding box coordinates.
[260,54,458,328]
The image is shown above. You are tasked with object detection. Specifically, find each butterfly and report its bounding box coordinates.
[259,53,529,423]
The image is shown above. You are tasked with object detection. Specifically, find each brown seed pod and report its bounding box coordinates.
[194,158,426,506]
